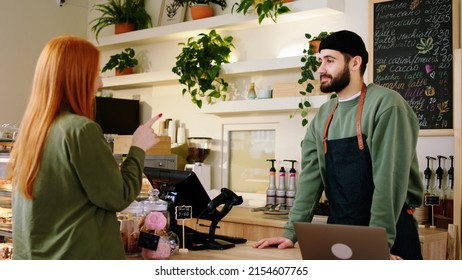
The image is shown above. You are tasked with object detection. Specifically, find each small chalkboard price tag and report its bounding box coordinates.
[175,205,192,253]
[137,231,160,250]
[425,195,440,206]
[175,205,192,220]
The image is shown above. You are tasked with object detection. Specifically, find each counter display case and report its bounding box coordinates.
[0,153,12,242]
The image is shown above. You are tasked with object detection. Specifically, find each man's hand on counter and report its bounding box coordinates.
[252,237,294,249]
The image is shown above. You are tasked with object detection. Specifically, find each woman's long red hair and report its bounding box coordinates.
[7,35,100,199]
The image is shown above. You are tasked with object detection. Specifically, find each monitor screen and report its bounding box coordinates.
[95,97,140,135]
[143,167,212,227]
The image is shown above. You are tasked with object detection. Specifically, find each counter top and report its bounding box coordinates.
[131,214,448,260]
[151,228,447,260]
[128,240,301,260]
[169,242,301,260]
[182,207,448,260]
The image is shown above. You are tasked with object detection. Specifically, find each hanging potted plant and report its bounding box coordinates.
[90,0,153,42]
[102,48,139,76]
[292,32,335,127]
[231,0,291,24]
[174,0,227,20]
[172,29,234,108]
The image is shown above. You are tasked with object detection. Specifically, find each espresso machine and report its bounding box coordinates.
[184,137,212,190]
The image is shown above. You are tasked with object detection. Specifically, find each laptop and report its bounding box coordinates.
[294,222,390,260]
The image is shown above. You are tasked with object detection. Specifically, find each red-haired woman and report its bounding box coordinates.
[8,35,162,259]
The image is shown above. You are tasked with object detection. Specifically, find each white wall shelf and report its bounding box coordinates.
[101,71,178,89]
[97,0,343,114]
[198,95,330,115]
[101,55,303,90]
[221,56,303,75]
[92,0,344,51]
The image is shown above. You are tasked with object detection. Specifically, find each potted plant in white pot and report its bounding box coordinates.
[172,29,234,108]
[102,48,139,76]
[174,0,227,20]
[90,0,153,42]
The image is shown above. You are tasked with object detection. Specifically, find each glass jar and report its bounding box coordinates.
[141,188,169,235]
[138,189,172,259]
[118,200,142,256]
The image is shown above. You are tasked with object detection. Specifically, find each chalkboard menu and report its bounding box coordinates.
[371,0,457,131]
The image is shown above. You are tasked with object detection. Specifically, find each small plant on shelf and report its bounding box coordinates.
[231,0,291,24]
[173,0,228,9]
[309,31,333,53]
[174,0,228,20]
[90,0,153,42]
[102,48,138,76]
[172,29,234,109]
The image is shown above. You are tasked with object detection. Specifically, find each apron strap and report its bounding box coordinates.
[323,83,367,154]
[356,83,367,151]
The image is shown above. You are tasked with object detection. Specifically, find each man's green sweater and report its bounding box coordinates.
[284,83,424,248]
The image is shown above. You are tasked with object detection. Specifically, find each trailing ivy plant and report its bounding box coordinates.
[172,29,234,109]
[293,32,336,127]
[291,33,320,126]
[231,0,291,24]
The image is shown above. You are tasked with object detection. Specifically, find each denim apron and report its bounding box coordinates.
[322,84,422,259]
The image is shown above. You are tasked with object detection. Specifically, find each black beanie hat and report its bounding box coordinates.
[319,30,368,64]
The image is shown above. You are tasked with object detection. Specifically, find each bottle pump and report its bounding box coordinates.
[436,155,447,198]
[424,156,436,193]
[284,160,297,208]
[276,165,286,206]
[448,156,454,199]
[266,159,276,206]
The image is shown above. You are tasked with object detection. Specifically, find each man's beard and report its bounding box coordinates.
[320,64,350,93]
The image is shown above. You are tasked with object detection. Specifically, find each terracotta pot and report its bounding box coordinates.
[115,22,136,35]
[309,40,321,53]
[116,67,134,76]
[190,4,214,20]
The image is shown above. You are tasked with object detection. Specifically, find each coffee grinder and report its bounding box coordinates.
[184,137,212,190]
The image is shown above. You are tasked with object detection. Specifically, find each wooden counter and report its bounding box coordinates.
[146,228,446,260]
[170,242,301,260]
[129,209,447,260]
[183,207,448,260]
[418,227,448,260]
